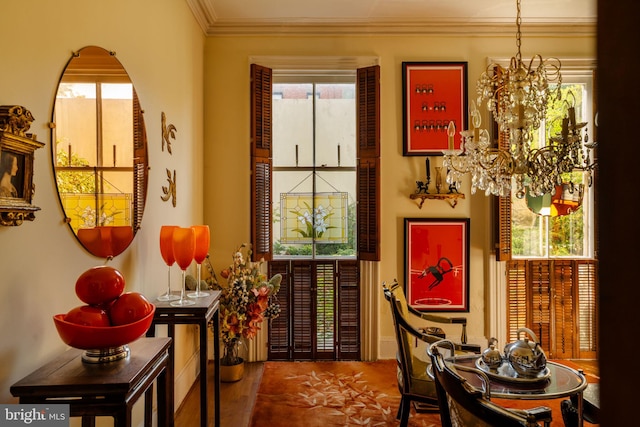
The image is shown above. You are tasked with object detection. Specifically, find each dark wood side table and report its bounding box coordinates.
[147,291,221,427]
[10,337,171,427]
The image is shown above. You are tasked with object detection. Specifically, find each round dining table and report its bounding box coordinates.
[429,354,588,427]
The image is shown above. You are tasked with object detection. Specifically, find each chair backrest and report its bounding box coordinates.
[385,287,418,394]
[383,279,471,345]
[384,284,443,395]
[428,340,549,427]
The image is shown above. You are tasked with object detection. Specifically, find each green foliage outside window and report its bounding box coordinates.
[55,141,95,194]
[511,83,591,258]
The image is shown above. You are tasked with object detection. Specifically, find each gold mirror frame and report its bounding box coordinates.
[51,46,148,257]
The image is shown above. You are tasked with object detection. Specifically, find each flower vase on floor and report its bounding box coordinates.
[220,339,245,382]
[211,243,283,382]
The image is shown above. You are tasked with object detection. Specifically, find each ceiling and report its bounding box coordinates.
[187,0,596,34]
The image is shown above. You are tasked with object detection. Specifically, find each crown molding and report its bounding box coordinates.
[205,20,595,37]
[186,0,595,37]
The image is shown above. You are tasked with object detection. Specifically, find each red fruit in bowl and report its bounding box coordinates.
[65,305,111,327]
[109,292,153,326]
[75,265,125,305]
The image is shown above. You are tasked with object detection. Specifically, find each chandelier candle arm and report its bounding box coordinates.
[448,121,455,150]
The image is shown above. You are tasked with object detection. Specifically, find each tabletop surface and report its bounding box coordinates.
[447,355,588,400]
[153,290,221,315]
[10,337,172,398]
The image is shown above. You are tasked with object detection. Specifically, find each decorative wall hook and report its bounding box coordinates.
[161,168,176,207]
[161,112,177,154]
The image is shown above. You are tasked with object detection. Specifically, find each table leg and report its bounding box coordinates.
[113,408,130,427]
[81,416,95,427]
[199,319,208,427]
[214,310,220,427]
[576,391,584,427]
[145,386,153,427]
[157,362,170,427]
[167,323,176,427]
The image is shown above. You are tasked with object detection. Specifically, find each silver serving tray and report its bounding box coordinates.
[475,358,551,384]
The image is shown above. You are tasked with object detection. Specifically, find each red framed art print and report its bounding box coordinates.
[402,62,468,156]
[404,218,470,312]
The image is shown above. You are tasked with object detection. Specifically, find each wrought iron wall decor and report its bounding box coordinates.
[160,112,177,207]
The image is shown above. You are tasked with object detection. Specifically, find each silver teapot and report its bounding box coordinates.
[481,337,503,370]
[503,327,547,377]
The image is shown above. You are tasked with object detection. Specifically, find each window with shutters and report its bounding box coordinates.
[251,62,379,361]
[504,64,598,359]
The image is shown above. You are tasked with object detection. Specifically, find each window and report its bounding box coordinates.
[272,78,357,258]
[251,62,379,360]
[503,62,598,359]
[511,72,596,259]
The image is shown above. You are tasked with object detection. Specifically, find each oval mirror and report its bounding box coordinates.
[51,46,148,258]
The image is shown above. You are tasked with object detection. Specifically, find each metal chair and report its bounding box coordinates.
[428,339,552,427]
[382,281,480,427]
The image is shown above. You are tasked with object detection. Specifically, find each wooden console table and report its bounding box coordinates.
[147,291,221,427]
[10,337,171,427]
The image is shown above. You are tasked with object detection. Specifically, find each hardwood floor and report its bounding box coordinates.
[174,361,264,427]
[173,359,598,427]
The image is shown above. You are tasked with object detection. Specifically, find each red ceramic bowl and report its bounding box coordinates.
[53,305,155,350]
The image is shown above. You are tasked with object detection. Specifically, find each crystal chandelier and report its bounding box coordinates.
[443,0,594,198]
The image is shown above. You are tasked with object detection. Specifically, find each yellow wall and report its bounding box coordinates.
[0,0,595,422]
[203,32,596,356]
[0,0,205,421]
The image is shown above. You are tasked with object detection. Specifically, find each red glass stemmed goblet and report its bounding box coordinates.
[158,225,180,301]
[188,225,210,298]
[170,227,196,307]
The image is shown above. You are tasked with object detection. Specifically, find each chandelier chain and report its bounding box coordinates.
[515,0,522,62]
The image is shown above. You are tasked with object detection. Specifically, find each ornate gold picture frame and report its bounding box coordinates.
[0,105,45,226]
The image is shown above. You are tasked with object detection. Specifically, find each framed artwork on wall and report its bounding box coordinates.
[402,62,468,156]
[404,217,470,312]
[0,105,45,226]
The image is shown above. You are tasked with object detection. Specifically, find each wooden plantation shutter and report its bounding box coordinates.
[268,260,359,360]
[494,121,512,261]
[291,261,314,359]
[336,260,360,360]
[495,191,512,261]
[268,261,290,360]
[315,262,336,359]
[132,89,147,232]
[356,65,380,261]
[506,259,597,359]
[551,260,575,359]
[529,260,552,353]
[250,64,273,261]
[492,66,512,261]
[576,260,598,359]
[506,260,527,343]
